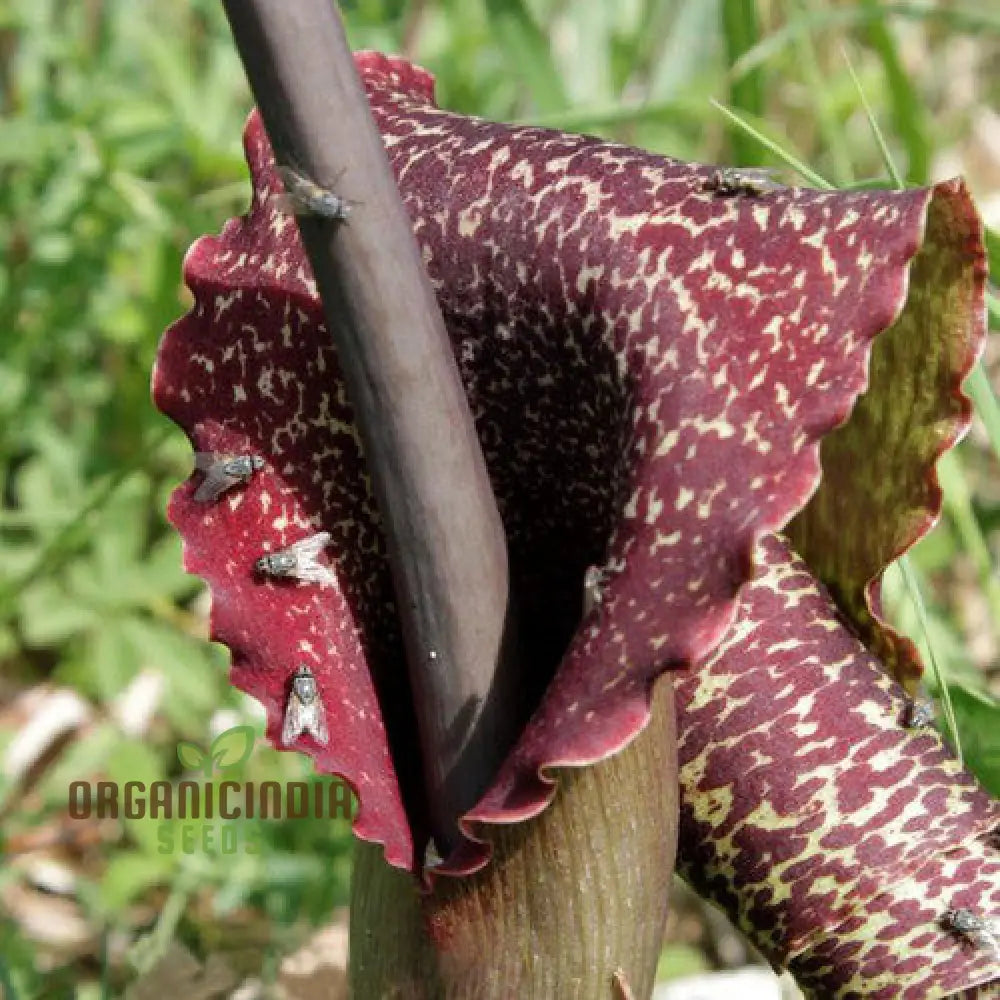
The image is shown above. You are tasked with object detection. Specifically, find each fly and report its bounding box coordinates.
[255,531,335,587]
[193,453,265,503]
[275,165,354,222]
[281,665,329,746]
[905,699,936,729]
[582,565,605,617]
[941,908,1000,953]
[423,837,443,871]
[702,166,781,197]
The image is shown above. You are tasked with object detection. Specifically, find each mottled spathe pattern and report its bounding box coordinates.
[676,533,1000,998]
[153,51,983,891]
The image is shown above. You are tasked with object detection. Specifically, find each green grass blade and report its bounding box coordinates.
[788,0,855,186]
[720,0,765,165]
[965,362,1000,464]
[560,1,614,105]
[709,100,833,188]
[898,555,963,764]
[642,0,721,102]
[0,957,19,1000]
[859,0,931,184]
[989,289,1000,331]
[483,0,568,115]
[128,880,194,976]
[842,45,904,189]
[731,4,1000,84]
[984,226,1000,277]
[100,929,111,1000]
[937,449,1000,626]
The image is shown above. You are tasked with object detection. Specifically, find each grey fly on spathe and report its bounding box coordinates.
[193,453,265,503]
[423,837,443,871]
[702,166,781,198]
[582,565,605,618]
[905,699,936,729]
[275,166,354,222]
[254,531,335,586]
[282,665,329,746]
[941,908,1000,954]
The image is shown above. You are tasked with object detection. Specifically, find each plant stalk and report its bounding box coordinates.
[219,0,519,850]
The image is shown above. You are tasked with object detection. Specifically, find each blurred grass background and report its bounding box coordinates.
[0,0,997,996]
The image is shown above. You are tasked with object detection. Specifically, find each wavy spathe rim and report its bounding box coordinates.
[676,533,1000,997]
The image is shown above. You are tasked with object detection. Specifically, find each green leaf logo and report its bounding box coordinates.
[177,740,208,772]
[210,725,256,772]
[176,727,255,777]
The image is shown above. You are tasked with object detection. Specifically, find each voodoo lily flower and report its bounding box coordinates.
[153,52,998,997]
